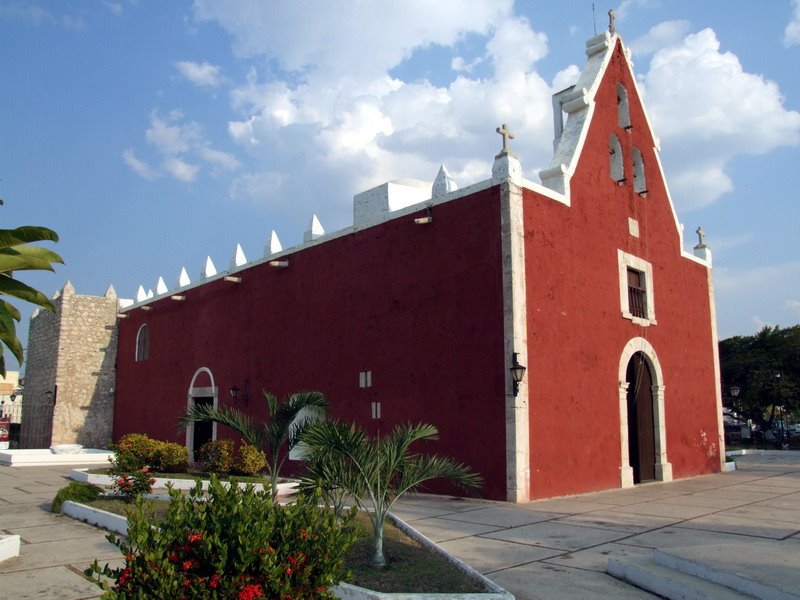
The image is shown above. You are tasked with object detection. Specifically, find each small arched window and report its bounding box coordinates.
[135,324,150,362]
[617,83,631,130]
[632,146,647,194]
[609,134,624,183]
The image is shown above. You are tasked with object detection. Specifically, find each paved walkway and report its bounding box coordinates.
[1,453,798,599]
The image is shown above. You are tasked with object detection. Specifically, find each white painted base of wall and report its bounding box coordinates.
[0,448,114,466]
[0,535,21,562]
[721,461,736,472]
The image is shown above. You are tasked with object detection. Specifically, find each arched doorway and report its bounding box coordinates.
[186,367,218,463]
[626,352,655,483]
[618,337,672,488]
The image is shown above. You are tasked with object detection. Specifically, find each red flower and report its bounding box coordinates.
[299,529,309,540]
[209,574,220,589]
[285,567,292,575]
[182,559,199,571]
[182,578,191,588]
[168,552,180,563]
[117,567,132,586]
[140,466,149,473]
[187,532,203,544]
[238,584,264,600]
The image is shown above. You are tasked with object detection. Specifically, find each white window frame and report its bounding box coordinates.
[617,250,656,326]
[135,324,150,362]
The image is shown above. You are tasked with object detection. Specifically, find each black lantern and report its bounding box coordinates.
[510,353,527,397]
[229,386,240,401]
[730,385,740,398]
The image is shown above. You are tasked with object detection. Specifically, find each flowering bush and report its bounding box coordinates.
[85,475,357,599]
[113,467,156,501]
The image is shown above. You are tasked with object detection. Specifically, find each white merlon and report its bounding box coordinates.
[31,308,40,319]
[265,230,282,257]
[231,243,247,269]
[118,298,134,309]
[177,267,191,288]
[202,256,217,279]
[492,153,523,185]
[146,289,154,299]
[353,178,432,228]
[432,165,458,199]
[156,277,168,296]
[104,284,117,299]
[304,214,325,243]
[136,286,147,303]
[62,281,75,296]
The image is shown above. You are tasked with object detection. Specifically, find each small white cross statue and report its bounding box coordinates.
[608,9,615,34]
[495,123,516,158]
[695,226,706,247]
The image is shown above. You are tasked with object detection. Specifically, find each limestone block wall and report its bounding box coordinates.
[20,282,119,448]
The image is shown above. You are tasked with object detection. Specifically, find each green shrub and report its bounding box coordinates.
[52,481,103,513]
[152,440,188,473]
[113,467,156,501]
[196,439,234,473]
[111,433,187,474]
[85,476,357,599]
[233,443,266,475]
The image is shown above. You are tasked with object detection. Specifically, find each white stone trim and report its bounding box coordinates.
[135,323,149,361]
[186,367,218,462]
[705,266,726,469]
[618,337,672,485]
[501,182,530,502]
[617,250,657,326]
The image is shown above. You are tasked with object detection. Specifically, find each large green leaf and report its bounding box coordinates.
[0,245,63,274]
[0,226,59,249]
[0,275,55,311]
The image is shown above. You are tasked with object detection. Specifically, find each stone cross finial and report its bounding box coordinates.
[695,226,706,247]
[608,9,615,34]
[495,123,516,159]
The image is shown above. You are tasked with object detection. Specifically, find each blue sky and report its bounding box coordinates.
[2,0,799,372]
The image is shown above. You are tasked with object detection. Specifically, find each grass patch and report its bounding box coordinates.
[85,499,486,594]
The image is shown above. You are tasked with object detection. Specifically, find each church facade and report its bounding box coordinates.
[112,31,724,502]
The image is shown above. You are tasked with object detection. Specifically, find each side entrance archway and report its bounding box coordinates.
[618,338,672,488]
[186,367,218,463]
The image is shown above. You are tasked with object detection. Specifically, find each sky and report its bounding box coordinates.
[2,0,799,372]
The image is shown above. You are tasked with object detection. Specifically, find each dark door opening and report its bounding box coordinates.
[192,396,214,455]
[626,353,656,483]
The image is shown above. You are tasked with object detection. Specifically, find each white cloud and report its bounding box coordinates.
[628,20,691,57]
[103,2,123,15]
[615,0,659,22]
[122,149,158,180]
[785,0,800,47]
[786,299,800,316]
[638,28,800,210]
[175,61,225,87]
[0,2,55,25]
[163,158,200,182]
[61,14,86,31]
[199,147,239,171]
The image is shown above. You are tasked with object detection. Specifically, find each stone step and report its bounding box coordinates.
[608,555,757,600]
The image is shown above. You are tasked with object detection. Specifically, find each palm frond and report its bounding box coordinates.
[0,275,55,311]
[178,403,264,448]
[0,226,60,249]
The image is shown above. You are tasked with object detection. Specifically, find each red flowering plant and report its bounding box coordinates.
[85,475,357,599]
[112,467,156,501]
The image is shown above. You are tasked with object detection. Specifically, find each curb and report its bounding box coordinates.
[62,501,129,535]
[0,534,21,562]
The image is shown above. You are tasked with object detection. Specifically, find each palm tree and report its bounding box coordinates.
[178,390,329,497]
[0,224,63,376]
[299,421,483,568]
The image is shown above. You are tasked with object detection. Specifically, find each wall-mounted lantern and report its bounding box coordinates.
[510,353,527,397]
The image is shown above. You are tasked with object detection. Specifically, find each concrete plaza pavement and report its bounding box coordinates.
[1,452,798,599]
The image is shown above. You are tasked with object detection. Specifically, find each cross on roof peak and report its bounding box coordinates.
[495,123,517,159]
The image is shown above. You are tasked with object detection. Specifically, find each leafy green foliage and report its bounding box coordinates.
[720,325,799,429]
[299,421,483,567]
[111,433,188,473]
[0,224,63,376]
[52,481,102,513]
[179,390,329,496]
[233,443,266,475]
[197,439,234,473]
[84,476,357,599]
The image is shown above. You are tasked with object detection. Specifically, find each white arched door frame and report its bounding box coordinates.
[618,337,672,487]
[186,367,218,463]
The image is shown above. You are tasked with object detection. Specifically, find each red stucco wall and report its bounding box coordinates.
[523,40,720,499]
[114,188,510,499]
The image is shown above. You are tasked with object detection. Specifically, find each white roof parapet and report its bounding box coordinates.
[146,289,154,299]
[353,178,432,229]
[265,230,283,257]
[231,243,247,269]
[202,256,217,279]
[304,214,325,243]
[135,285,147,302]
[432,165,458,199]
[492,152,523,185]
[156,277,168,296]
[177,267,191,288]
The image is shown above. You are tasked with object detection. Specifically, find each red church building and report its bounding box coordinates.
[113,30,724,502]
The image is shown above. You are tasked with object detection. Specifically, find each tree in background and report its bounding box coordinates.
[0,216,63,376]
[719,325,799,431]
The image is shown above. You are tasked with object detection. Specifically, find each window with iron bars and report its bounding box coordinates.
[627,268,647,319]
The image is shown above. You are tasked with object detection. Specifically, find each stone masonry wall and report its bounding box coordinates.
[20,282,119,448]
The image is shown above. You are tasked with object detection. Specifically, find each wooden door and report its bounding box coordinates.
[626,353,656,483]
